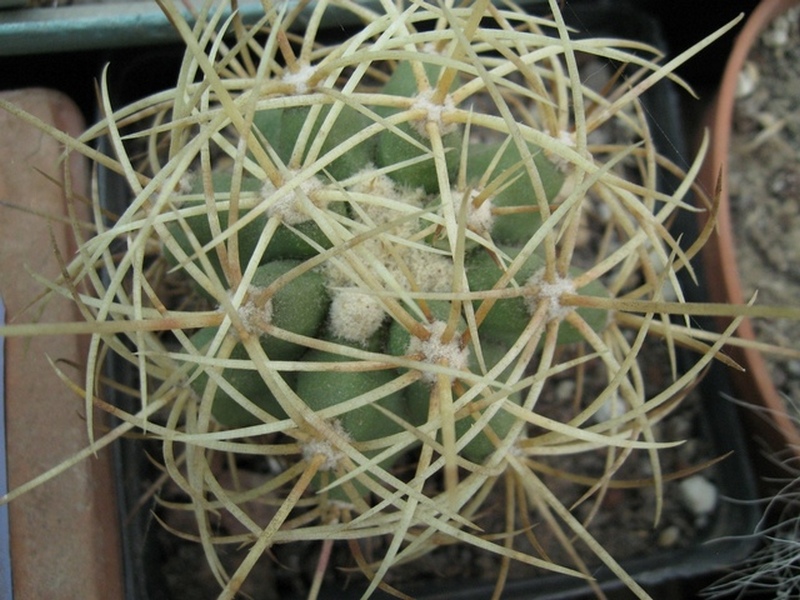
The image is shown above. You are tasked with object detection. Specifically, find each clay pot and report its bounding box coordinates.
[697,0,800,461]
[0,88,125,600]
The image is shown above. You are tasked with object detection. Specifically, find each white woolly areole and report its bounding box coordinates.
[176,172,194,194]
[300,420,351,471]
[348,169,425,234]
[524,270,576,322]
[262,172,325,225]
[348,168,400,200]
[457,188,494,235]
[282,62,316,95]
[408,320,469,383]
[557,130,576,147]
[328,289,386,344]
[406,251,454,293]
[548,130,577,173]
[235,287,274,335]
[410,90,458,137]
[508,439,525,458]
[421,41,450,56]
[322,169,455,294]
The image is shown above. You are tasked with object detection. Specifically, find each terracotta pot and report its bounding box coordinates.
[697,0,800,461]
[0,88,125,600]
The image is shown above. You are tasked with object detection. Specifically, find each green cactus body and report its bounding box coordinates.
[259,176,348,261]
[465,247,610,347]
[164,173,267,286]
[387,301,522,464]
[296,348,406,500]
[188,326,290,427]
[185,258,327,425]
[256,108,355,261]
[253,108,282,145]
[406,341,523,463]
[278,104,377,180]
[263,216,341,261]
[375,61,462,193]
[248,259,330,360]
[466,142,564,246]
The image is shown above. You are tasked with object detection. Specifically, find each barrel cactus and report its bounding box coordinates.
[1,1,761,599]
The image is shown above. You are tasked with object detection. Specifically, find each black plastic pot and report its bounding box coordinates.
[95,3,760,599]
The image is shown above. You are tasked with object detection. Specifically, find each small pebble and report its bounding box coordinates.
[786,360,800,378]
[763,14,794,48]
[555,379,576,402]
[736,61,759,98]
[679,475,718,524]
[658,525,681,548]
[593,394,627,423]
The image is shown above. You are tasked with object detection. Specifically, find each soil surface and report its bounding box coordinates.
[727,6,800,424]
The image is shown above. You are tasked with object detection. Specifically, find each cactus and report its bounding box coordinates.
[2,2,771,599]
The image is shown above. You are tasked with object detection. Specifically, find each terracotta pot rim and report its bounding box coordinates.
[701,0,800,455]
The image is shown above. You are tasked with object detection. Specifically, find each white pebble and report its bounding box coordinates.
[555,379,576,402]
[735,61,759,99]
[679,475,718,522]
[658,525,680,548]
[763,14,793,47]
[592,394,627,423]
